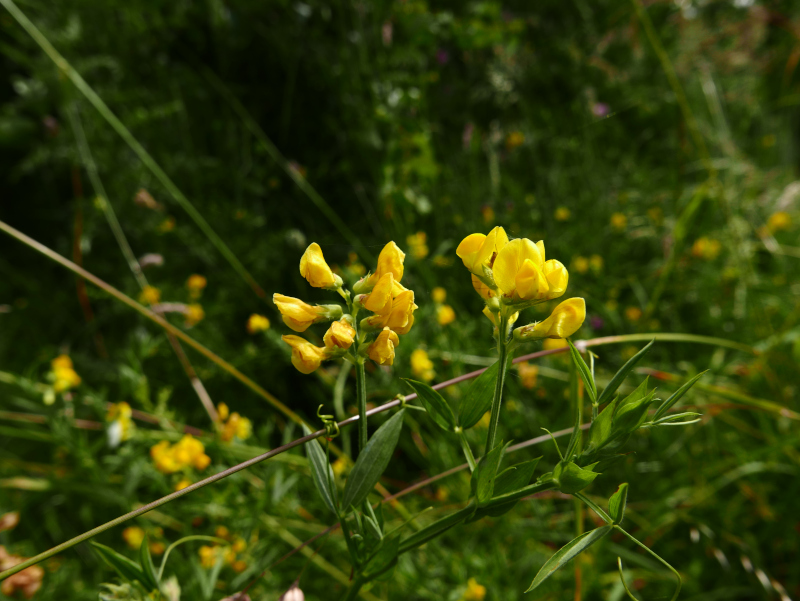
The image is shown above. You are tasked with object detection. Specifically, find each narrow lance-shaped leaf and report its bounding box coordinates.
[473,441,510,505]
[653,370,708,421]
[139,534,160,590]
[526,526,612,592]
[596,340,654,408]
[91,541,147,585]
[608,483,629,524]
[302,425,338,515]
[568,340,597,403]
[363,535,401,579]
[342,410,405,511]
[458,361,500,429]
[493,457,541,497]
[585,395,621,455]
[404,379,456,431]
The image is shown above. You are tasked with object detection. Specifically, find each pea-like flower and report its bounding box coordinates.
[300,243,342,289]
[368,327,400,366]
[273,294,342,332]
[323,319,356,350]
[493,238,568,302]
[281,335,330,374]
[513,298,586,341]
[456,226,509,279]
[362,289,418,334]
[355,241,407,294]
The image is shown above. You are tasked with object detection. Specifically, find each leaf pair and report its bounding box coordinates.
[404,360,500,433]
[92,535,159,592]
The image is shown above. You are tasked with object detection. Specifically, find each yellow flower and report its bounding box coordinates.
[362,273,395,315]
[368,327,400,366]
[332,457,347,477]
[199,545,221,568]
[150,435,210,473]
[300,243,341,289]
[323,319,356,350]
[139,285,161,305]
[122,526,145,549]
[411,349,435,381]
[175,479,192,491]
[217,403,230,422]
[589,254,603,272]
[691,237,721,260]
[767,211,792,232]
[572,256,589,274]
[506,131,525,150]
[481,206,495,224]
[554,207,571,221]
[149,542,165,555]
[515,298,586,340]
[492,238,567,302]
[106,402,134,443]
[543,338,569,351]
[51,355,81,393]
[462,577,487,601]
[219,409,253,443]
[247,314,270,334]
[437,304,456,326]
[407,232,429,259]
[158,217,176,233]
[610,212,627,230]
[517,362,539,389]
[273,294,326,332]
[431,287,447,303]
[186,274,207,299]
[456,226,508,277]
[358,241,406,294]
[184,304,205,327]
[215,526,230,539]
[625,306,642,322]
[363,290,418,334]
[281,335,328,374]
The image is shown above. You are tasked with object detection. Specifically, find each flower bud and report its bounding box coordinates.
[273,294,341,332]
[300,243,342,289]
[513,298,586,341]
[281,335,329,374]
[354,241,407,294]
[368,327,400,366]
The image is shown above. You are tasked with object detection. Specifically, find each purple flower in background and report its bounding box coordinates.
[590,315,605,330]
[436,49,449,65]
[592,103,610,118]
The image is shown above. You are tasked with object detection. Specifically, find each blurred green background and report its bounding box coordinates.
[1,0,799,599]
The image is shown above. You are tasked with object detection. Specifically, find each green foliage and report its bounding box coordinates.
[457,361,500,429]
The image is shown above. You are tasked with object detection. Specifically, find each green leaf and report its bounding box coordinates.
[568,340,597,402]
[595,340,654,408]
[526,526,612,592]
[342,410,405,511]
[403,379,456,431]
[585,395,621,454]
[554,461,601,494]
[473,440,510,505]
[138,534,160,590]
[91,541,147,585]
[493,458,541,497]
[653,370,708,421]
[363,535,400,579]
[458,361,500,429]
[608,483,629,524]
[302,425,338,514]
[612,380,656,436]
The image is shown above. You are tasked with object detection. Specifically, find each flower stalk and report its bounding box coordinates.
[355,359,368,454]
[484,315,510,456]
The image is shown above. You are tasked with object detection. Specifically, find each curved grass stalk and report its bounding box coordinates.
[0,0,266,300]
[66,101,218,422]
[0,219,297,427]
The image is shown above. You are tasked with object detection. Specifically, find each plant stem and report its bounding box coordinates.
[484,315,510,456]
[339,515,359,568]
[356,359,368,455]
[343,576,365,601]
[614,526,682,601]
[457,429,477,473]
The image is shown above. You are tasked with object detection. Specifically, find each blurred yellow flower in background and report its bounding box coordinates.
[691,237,721,260]
[139,285,161,305]
[610,212,627,231]
[506,131,525,150]
[150,434,211,474]
[767,211,792,232]
[122,526,145,549]
[432,287,447,303]
[407,232,429,259]
[411,349,435,381]
[247,314,270,333]
[572,256,589,274]
[554,206,571,221]
[517,362,539,389]
[51,355,81,393]
[625,306,643,322]
[186,274,207,299]
[437,305,456,326]
[158,217,175,233]
[462,577,487,601]
[184,304,205,327]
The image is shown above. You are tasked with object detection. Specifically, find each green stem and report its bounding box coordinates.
[457,429,477,473]
[339,515,359,568]
[343,576,366,601]
[356,359,368,455]
[484,316,510,456]
[614,526,682,601]
[0,0,267,300]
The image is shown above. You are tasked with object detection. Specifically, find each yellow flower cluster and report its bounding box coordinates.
[150,434,211,474]
[139,285,161,305]
[275,242,416,373]
[184,303,205,327]
[461,577,487,601]
[767,211,791,232]
[431,287,456,326]
[407,231,429,259]
[691,237,721,260]
[571,255,603,274]
[517,362,539,389]
[198,527,248,572]
[106,402,135,446]
[456,226,585,341]
[216,403,252,442]
[51,355,81,393]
